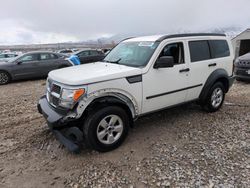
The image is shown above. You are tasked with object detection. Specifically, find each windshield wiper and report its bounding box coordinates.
[103,58,121,64]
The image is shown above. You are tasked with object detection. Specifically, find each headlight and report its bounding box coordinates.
[59,88,87,108]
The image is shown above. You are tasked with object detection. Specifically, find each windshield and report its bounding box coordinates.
[103,41,159,67]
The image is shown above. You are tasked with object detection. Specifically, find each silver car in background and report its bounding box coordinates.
[0,53,19,62]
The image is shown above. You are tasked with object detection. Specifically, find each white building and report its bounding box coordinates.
[232,28,250,58]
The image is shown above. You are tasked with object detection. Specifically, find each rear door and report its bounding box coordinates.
[37,53,60,76]
[185,39,230,101]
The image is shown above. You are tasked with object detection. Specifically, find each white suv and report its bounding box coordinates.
[38,33,234,152]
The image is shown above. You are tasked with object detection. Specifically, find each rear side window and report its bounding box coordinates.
[209,40,230,58]
[189,41,210,62]
[40,53,57,60]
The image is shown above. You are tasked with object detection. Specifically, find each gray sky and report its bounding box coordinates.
[0,0,249,45]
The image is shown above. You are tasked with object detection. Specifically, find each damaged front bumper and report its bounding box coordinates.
[37,96,83,153]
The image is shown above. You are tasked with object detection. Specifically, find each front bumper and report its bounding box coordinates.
[37,96,83,153]
[234,67,250,81]
[37,96,68,128]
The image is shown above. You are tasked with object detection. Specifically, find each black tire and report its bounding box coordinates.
[0,71,11,85]
[202,82,225,112]
[83,106,129,152]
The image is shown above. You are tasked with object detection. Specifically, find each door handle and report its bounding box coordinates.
[208,63,217,67]
[179,68,190,73]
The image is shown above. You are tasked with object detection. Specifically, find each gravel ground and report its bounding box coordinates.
[0,80,249,188]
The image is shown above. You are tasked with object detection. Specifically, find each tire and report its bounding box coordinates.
[0,71,11,85]
[202,82,225,112]
[83,106,129,152]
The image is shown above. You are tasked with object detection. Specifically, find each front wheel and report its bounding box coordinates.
[83,106,129,152]
[202,82,225,112]
[0,71,11,85]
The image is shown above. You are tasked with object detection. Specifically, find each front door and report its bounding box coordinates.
[142,41,189,114]
[12,53,40,79]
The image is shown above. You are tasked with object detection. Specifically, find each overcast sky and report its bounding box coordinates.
[0,0,249,45]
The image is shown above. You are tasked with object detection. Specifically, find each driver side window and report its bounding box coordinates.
[159,42,184,65]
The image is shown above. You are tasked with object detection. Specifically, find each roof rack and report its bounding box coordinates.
[156,33,226,42]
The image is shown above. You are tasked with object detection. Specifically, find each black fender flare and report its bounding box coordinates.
[83,96,135,127]
[199,69,230,104]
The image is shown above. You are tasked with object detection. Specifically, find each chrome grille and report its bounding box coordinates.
[47,80,61,107]
[51,84,61,94]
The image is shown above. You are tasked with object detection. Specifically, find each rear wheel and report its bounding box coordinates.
[83,106,129,152]
[202,82,225,112]
[0,71,11,85]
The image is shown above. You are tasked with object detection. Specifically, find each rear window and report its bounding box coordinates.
[189,41,210,62]
[209,40,230,58]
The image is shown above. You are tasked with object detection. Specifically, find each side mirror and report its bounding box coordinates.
[17,61,22,65]
[154,56,174,69]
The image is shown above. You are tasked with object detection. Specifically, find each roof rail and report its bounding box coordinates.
[156,33,226,42]
[119,37,135,43]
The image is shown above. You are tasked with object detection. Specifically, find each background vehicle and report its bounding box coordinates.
[102,48,112,55]
[58,49,74,55]
[74,49,105,64]
[0,53,19,62]
[0,51,72,85]
[38,33,234,153]
[234,52,250,81]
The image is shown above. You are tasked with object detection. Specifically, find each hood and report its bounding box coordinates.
[238,53,250,61]
[49,62,142,86]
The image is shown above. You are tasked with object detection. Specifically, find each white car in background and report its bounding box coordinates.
[0,53,19,62]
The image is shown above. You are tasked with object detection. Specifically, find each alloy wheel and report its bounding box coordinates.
[0,72,9,84]
[211,87,223,108]
[96,114,124,145]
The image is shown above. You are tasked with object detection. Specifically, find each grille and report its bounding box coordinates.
[50,95,60,106]
[47,80,61,107]
[51,84,61,94]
